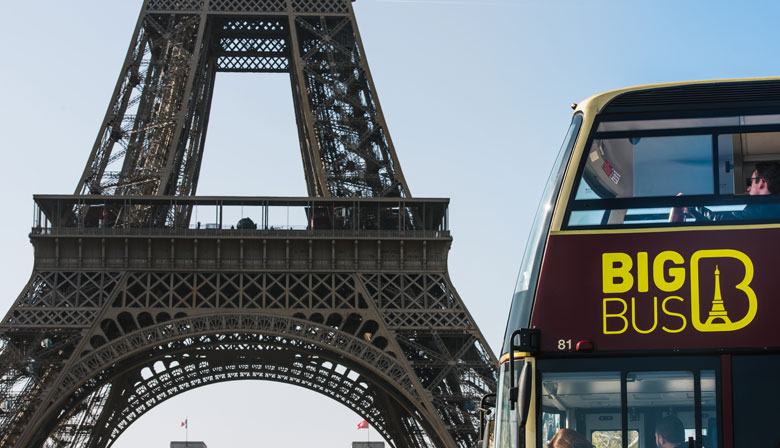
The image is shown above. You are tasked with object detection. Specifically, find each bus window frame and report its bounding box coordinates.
[534,356,722,448]
[562,110,780,230]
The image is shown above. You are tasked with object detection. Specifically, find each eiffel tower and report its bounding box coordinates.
[0,1,496,447]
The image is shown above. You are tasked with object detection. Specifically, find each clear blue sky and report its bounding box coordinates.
[2,0,780,446]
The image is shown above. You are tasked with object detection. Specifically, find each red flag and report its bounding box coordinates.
[181,419,188,428]
[357,419,368,429]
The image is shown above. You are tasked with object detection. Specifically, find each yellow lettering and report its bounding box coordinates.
[637,252,649,292]
[653,251,685,292]
[630,296,658,334]
[661,296,687,333]
[603,298,629,334]
[603,253,634,294]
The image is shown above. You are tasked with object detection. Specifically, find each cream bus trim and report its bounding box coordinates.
[498,351,533,365]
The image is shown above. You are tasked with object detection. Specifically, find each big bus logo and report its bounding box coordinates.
[601,249,758,335]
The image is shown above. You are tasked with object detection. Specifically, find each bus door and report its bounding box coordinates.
[536,357,719,448]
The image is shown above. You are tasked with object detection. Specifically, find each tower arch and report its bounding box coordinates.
[43,314,439,447]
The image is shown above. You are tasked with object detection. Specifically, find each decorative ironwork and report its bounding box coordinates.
[148,0,205,11]
[147,0,349,13]
[292,0,349,14]
[0,1,497,447]
[77,0,409,228]
[210,0,287,12]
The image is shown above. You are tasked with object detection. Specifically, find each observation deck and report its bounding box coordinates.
[30,195,452,273]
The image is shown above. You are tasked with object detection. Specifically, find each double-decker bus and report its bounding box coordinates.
[490,78,780,448]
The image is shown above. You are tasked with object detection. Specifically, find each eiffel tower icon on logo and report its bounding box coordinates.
[705,266,733,325]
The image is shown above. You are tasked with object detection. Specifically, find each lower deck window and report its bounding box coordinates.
[539,365,716,448]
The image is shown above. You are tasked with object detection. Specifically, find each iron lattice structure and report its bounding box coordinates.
[76,0,410,228]
[0,1,497,448]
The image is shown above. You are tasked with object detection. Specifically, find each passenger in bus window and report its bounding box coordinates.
[686,161,780,221]
[655,415,686,448]
[546,428,594,448]
[745,162,780,196]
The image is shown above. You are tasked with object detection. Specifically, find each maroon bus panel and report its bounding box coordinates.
[531,227,780,353]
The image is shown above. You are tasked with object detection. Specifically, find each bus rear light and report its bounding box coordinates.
[576,340,594,352]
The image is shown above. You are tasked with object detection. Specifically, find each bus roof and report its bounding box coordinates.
[574,76,780,117]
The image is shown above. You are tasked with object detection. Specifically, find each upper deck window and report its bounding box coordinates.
[575,134,714,200]
[565,114,780,228]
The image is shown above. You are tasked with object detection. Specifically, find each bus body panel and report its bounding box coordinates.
[531,227,780,353]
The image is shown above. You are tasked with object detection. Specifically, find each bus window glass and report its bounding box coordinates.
[633,135,713,197]
[566,127,780,228]
[701,370,718,448]
[541,410,563,443]
[597,114,780,132]
[626,371,695,448]
[503,114,582,347]
[536,361,717,448]
[576,135,713,200]
[591,430,638,448]
[717,135,735,195]
[569,182,606,226]
[568,210,606,226]
[597,116,740,132]
[540,371,620,447]
[494,361,521,448]
[721,131,780,194]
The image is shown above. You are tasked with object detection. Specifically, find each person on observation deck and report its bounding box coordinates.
[655,415,687,448]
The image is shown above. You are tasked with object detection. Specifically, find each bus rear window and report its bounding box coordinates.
[565,116,780,228]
